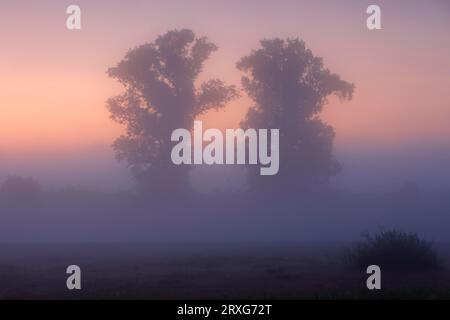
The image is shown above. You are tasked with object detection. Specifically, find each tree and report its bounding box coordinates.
[237,38,354,193]
[107,29,237,194]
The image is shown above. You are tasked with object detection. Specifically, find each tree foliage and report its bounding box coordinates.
[237,38,354,192]
[107,29,237,193]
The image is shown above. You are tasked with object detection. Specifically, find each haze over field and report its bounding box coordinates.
[0,0,449,243]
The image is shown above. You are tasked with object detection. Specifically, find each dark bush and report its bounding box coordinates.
[0,175,41,204]
[347,229,442,271]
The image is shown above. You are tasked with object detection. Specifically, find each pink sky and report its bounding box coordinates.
[1,0,450,153]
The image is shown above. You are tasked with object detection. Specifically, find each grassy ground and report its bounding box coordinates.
[0,242,449,299]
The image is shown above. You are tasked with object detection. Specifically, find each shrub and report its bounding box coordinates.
[0,175,41,204]
[347,229,442,271]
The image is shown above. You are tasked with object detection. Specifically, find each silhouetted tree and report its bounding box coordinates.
[237,38,354,192]
[107,29,237,194]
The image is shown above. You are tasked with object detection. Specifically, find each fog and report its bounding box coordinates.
[1,143,449,244]
[2,143,449,193]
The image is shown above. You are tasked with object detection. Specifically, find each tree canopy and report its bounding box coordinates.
[107,29,237,194]
[237,38,354,192]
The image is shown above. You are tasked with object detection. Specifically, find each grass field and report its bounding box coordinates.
[1,242,449,299]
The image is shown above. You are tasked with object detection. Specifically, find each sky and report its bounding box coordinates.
[0,0,450,191]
